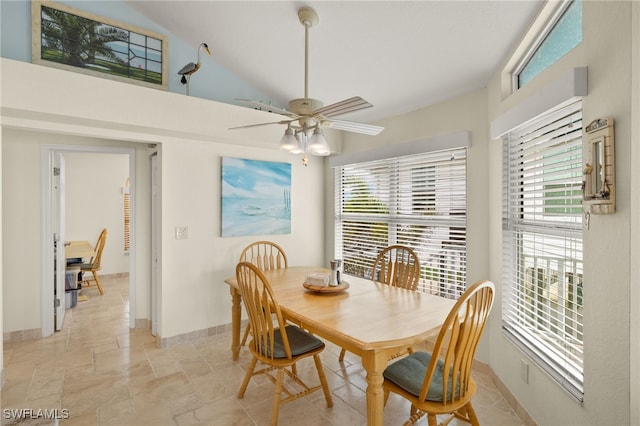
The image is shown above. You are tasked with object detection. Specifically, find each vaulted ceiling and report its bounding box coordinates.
[127,1,543,124]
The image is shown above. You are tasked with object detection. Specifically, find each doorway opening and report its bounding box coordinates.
[42,144,137,336]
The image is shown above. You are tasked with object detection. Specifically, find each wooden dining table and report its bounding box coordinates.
[224,265,456,426]
[65,240,95,259]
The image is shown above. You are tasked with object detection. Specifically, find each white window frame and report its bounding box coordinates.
[334,144,468,297]
[502,100,584,401]
[512,0,581,91]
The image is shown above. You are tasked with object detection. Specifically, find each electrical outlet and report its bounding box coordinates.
[175,226,189,240]
[520,359,529,384]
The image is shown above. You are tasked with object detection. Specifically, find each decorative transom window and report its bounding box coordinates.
[516,0,582,89]
[335,148,467,298]
[32,1,168,88]
[502,100,584,401]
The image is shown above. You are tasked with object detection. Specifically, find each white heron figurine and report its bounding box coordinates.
[178,42,211,95]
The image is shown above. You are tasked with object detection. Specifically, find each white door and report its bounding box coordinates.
[53,152,66,330]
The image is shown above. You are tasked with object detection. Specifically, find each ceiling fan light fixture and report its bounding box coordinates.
[289,132,305,155]
[279,127,298,151]
[308,127,330,156]
[230,5,384,166]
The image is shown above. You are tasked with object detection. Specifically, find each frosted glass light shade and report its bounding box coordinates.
[289,133,304,154]
[279,128,298,151]
[308,128,330,156]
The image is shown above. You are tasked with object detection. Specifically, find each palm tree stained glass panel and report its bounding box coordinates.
[32,1,167,88]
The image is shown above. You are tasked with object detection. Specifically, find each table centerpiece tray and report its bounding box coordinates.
[303,281,350,294]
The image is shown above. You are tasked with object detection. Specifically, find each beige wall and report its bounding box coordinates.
[155,138,325,339]
[0,127,3,386]
[2,132,45,333]
[486,2,636,425]
[630,4,640,424]
[1,58,326,342]
[64,152,130,274]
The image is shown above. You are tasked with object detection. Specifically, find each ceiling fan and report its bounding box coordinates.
[230,6,383,165]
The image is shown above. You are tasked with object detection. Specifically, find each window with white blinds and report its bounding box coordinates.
[335,148,467,298]
[502,100,584,400]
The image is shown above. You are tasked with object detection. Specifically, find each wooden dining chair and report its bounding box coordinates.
[382,280,495,426]
[80,228,107,295]
[239,240,288,271]
[235,262,333,425]
[238,241,288,346]
[339,244,421,362]
[372,244,421,290]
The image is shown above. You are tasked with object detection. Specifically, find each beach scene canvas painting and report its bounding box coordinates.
[221,157,291,237]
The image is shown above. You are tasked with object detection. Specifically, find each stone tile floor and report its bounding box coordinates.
[2,276,525,425]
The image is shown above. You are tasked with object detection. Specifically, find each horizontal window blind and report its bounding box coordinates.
[124,192,130,253]
[335,148,467,298]
[502,100,584,400]
[123,178,130,253]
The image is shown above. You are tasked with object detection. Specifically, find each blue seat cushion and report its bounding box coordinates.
[383,351,458,402]
[268,325,324,358]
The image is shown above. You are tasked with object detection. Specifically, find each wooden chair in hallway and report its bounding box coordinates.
[339,244,421,362]
[238,241,288,346]
[382,280,495,426]
[235,262,333,425]
[80,228,107,295]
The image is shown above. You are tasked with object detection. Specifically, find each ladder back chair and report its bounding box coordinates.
[239,240,288,271]
[80,228,107,295]
[372,244,421,290]
[238,241,289,346]
[382,280,495,426]
[339,244,421,362]
[235,262,333,425]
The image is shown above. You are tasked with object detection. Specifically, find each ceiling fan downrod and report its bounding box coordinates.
[289,6,323,120]
[298,6,318,100]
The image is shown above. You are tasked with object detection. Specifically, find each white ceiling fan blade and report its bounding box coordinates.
[236,99,298,118]
[229,119,294,130]
[324,119,384,136]
[313,96,373,118]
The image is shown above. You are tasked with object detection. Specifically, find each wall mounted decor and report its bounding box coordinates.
[221,157,291,237]
[583,117,615,214]
[32,1,168,89]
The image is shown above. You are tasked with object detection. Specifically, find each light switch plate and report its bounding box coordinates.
[175,226,189,240]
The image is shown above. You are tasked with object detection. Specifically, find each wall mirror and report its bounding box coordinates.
[583,117,615,214]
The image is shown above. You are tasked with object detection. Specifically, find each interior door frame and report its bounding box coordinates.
[41,144,137,336]
[150,151,158,336]
[53,152,66,330]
